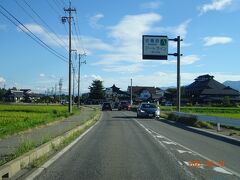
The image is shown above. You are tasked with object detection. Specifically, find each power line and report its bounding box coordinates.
[0,4,68,63]
[14,0,68,52]
[44,0,62,17]
[21,0,68,51]
[73,12,86,54]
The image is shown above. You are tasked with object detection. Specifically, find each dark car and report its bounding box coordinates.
[102,102,112,111]
[118,101,129,110]
[137,103,160,119]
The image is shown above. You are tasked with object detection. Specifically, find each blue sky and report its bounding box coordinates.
[0,0,240,94]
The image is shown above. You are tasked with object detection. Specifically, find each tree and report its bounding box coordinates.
[89,80,105,99]
[0,88,7,101]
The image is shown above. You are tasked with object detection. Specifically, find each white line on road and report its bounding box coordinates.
[162,141,177,145]
[213,167,233,175]
[134,119,240,178]
[26,117,101,180]
[177,149,193,154]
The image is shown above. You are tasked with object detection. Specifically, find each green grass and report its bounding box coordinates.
[160,106,240,119]
[0,104,80,138]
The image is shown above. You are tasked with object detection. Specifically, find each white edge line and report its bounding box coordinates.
[134,119,240,178]
[25,117,101,180]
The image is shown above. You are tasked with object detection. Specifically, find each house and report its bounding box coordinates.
[105,84,130,102]
[3,88,37,103]
[185,74,240,104]
[127,86,164,102]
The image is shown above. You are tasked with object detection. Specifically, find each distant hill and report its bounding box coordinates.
[223,81,240,91]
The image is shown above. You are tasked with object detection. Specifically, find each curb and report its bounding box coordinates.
[159,118,240,146]
[0,111,101,180]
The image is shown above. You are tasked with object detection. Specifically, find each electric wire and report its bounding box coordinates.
[0,5,68,63]
[21,0,68,51]
[73,12,86,54]
[14,0,68,53]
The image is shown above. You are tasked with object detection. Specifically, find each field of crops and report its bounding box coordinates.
[160,106,240,119]
[0,104,79,138]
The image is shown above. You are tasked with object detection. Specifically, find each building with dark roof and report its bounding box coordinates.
[127,86,164,102]
[185,74,240,104]
[105,84,130,102]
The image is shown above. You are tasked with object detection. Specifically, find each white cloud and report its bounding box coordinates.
[17,24,45,34]
[203,36,232,46]
[0,77,6,84]
[153,19,191,38]
[140,1,161,9]
[109,13,162,41]
[89,13,104,29]
[103,63,143,73]
[161,55,200,65]
[39,73,45,77]
[199,0,233,15]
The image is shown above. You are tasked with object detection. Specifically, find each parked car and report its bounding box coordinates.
[137,103,160,119]
[102,102,112,111]
[118,101,129,110]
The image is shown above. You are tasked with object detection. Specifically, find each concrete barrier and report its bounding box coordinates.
[0,112,101,180]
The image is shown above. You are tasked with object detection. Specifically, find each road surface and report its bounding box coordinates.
[32,110,240,180]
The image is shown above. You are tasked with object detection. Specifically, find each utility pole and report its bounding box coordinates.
[59,78,63,103]
[72,66,75,104]
[77,53,86,108]
[130,78,133,106]
[62,2,76,113]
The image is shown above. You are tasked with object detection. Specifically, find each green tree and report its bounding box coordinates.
[0,88,7,101]
[89,80,105,99]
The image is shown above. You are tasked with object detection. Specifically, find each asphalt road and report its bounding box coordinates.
[33,110,240,180]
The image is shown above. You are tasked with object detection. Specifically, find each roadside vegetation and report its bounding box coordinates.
[0,104,80,138]
[160,106,240,119]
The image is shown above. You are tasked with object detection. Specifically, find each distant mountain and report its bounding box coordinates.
[223,81,240,91]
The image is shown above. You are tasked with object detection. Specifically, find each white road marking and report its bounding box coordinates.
[177,149,193,154]
[26,117,101,180]
[134,119,240,178]
[178,161,183,166]
[134,119,196,179]
[162,141,177,145]
[213,167,233,175]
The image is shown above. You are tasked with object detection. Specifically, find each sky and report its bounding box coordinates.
[0,0,240,94]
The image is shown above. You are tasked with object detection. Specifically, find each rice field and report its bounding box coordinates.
[0,104,79,138]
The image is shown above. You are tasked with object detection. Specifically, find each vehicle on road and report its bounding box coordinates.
[137,103,160,119]
[102,102,112,111]
[118,101,129,111]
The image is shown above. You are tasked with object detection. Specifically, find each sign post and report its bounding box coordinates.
[142,35,182,112]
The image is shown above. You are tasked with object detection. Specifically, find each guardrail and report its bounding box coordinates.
[174,112,240,127]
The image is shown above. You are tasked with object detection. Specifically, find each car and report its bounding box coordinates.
[137,103,160,119]
[118,101,129,110]
[102,102,112,111]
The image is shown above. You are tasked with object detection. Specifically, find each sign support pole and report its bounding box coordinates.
[169,36,183,112]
